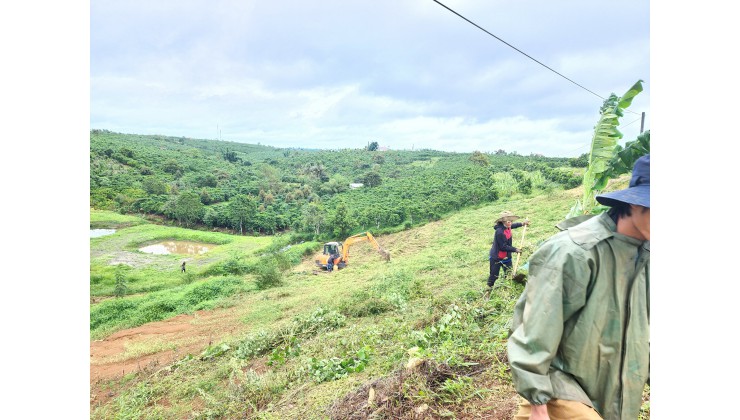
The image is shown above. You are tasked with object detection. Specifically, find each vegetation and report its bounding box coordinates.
[90,115,648,417]
[90,129,582,240]
[570,80,649,217]
[90,184,649,418]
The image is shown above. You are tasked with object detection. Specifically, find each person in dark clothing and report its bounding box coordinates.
[327,253,339,272]
[181,261,186,273]
[488,210,529,288]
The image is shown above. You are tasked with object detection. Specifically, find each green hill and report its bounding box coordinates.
[90,130,583,239]
[89,182,649,419]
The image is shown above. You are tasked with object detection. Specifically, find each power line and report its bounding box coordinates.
[432,0,642,116]
[621,117,642,128]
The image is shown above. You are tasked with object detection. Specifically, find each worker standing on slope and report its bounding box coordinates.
[507,154,650,420]
[487,211,529,291]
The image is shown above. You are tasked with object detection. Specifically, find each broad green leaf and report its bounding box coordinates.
[617,80,644,109]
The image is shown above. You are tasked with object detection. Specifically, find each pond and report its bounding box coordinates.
[138,241,215,255]
[90,229,116,238]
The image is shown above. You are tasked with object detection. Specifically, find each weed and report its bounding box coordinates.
[267,337,301,367]
[254,264,283,290]
[114,264,129,297]
[308,346,371,383]
[236,308,346,359]
[200,343,231,360]
[436,376,487,404]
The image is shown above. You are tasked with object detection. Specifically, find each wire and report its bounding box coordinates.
[621,117,642,128]
[432,0,643,116]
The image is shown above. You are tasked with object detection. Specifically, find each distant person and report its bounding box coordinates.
[507,154,650,419]
[327,253,339,272]
[181,261,186,273]
[487,211,529,290]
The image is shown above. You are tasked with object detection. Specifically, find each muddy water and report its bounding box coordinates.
[138,241,215,255]
[90,229,116,238]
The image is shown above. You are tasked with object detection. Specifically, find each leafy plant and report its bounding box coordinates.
[200,343,231,360]
[308,346,371,383]
[569,80,645,217]
[267,337,302,367]
[114,264,129,298]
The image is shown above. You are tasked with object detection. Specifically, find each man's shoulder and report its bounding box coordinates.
[565,213,615,250]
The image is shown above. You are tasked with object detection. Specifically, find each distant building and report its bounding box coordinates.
[378,146,389,151]
[349,183,364,189]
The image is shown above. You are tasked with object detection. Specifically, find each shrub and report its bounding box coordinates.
[254,264,282,290]
[114,265,129,297]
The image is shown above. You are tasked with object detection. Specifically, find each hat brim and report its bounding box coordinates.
[495,215,520,224]
[595,185,650,208]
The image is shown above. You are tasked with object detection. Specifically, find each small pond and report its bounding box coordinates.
[90,229,116,238]
[138,241,215,255]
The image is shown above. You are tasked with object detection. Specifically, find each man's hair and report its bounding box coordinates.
[608,202,649,220]
[608,202,633,219]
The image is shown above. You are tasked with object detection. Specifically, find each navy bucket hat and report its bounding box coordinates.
[595,154,650,208]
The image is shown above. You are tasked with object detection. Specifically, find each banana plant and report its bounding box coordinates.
[514,81,649,283]
[567,80,645,218]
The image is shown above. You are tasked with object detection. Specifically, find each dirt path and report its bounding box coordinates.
[90,305,248,406]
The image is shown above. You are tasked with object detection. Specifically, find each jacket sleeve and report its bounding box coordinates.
[507,240,589,405]
[495,229,518,253]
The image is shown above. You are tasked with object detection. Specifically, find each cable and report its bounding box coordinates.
[621,117,642,128]
[432,0,643,116]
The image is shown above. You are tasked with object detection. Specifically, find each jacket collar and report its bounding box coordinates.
[566,212,648,250]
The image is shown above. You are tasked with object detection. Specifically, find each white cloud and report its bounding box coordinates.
[91,0,650,157]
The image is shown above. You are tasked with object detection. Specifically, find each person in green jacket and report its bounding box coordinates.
[507,154,650,420]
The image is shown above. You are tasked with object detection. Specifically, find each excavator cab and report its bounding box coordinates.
[323,242,341,256]
[317,241,345,271]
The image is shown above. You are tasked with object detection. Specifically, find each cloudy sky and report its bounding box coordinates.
[90,0,649,157]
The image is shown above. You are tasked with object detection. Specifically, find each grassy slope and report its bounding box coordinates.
[91,181,648,419]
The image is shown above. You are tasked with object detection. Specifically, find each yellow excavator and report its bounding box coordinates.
[315,231,390,271]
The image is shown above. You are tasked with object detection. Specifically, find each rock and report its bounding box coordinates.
[406,357,424,371]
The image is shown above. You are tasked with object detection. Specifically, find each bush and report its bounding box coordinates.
[254,264,283,290]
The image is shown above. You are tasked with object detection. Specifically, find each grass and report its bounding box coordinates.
[90,209,147,229]
[90,222,273,296]
[90,181,649,419]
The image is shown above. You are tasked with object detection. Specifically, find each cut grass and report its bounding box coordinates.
[91,183,650,419]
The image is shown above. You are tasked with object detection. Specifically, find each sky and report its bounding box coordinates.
[90,0,650,157]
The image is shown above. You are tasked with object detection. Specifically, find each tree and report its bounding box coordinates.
[222,148,239,163]
[143,177,167,195]
[329,202,355,238]
[300,202,325,236]
[228,194,258,235]
[362,172,382,187]
[162,159,182,176]
[366,141,379,151]
[469,151,490,166]
[174,191,204,227]
[196,174,218,188]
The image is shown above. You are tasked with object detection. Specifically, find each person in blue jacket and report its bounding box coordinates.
[488,210,529,289]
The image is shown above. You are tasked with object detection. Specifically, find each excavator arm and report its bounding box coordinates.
[316,231,389,271]
[341,232,391,263]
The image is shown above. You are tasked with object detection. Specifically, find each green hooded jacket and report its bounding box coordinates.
[507,212,649,420]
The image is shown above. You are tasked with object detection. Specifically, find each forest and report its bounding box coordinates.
[90,129,585,240]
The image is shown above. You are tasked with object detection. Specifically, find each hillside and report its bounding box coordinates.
[89,181,649,419]
[90,130,583,239]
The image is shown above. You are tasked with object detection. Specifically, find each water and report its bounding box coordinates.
[90,229,116,238]
[138,241,215,255]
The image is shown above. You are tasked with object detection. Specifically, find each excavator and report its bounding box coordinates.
[315,231,390,271]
